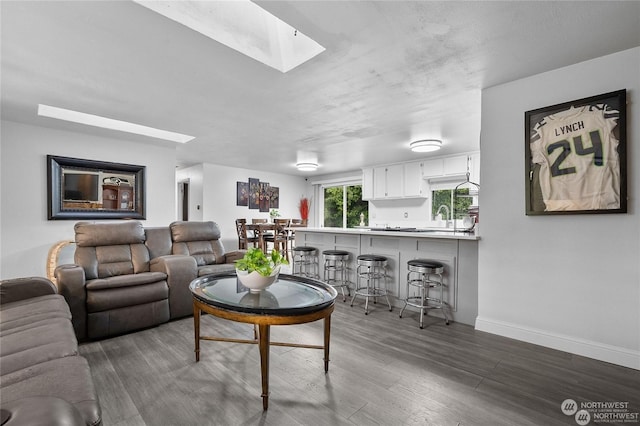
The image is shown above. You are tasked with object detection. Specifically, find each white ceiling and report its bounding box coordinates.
[2,1,639,176]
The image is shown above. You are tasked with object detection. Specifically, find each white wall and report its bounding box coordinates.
[477,47,640,369]
[177,163,308,250]
[0,121,178,279]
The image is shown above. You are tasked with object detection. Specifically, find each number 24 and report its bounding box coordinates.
[547,131,603,177]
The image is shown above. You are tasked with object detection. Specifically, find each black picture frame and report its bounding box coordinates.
[524,89,626,215]
[236,181,248,206]
[47,155,146,220]
[248,178,260,209]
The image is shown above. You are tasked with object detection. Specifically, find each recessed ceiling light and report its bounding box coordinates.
[410,139,442,153]
[134,0,325,73]
[296,162,318,171]
[37,104,195,143]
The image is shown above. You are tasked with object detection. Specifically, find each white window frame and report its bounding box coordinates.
[311,176,362,228]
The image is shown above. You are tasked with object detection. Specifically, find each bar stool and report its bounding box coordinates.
[399,259,449,328]
[322,250,351,302]
[350,254,392,315]
[291,246,319,279]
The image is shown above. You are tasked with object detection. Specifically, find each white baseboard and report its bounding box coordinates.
[475,316,640,370]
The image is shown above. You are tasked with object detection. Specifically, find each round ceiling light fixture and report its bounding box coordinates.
[410,139,442,153]
[296,162,318,171]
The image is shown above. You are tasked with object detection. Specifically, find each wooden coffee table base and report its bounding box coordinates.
[193,298,334,410]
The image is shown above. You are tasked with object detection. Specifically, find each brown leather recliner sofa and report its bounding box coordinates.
[55,220,243,340]
[0,277,102,425]
[55,221,244,340]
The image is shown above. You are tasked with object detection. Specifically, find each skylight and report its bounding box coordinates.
[133,0,325,73]
[37,104,195,143]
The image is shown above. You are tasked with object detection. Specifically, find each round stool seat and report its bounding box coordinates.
[357,254,387,263]
[408,259,444,274]
[323,249,349,257]
[292,246,317,252]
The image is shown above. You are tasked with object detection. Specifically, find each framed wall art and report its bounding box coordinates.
[524,89,626,215]
[248,178,260,209]
[236,181,249,206]
[47,155,146,220]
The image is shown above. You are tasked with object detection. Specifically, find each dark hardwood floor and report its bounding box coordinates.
[79,301,640,425]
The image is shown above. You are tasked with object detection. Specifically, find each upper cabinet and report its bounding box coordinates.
[403,161,424,197]
[362,167,374,200]
[423,153,480,181]
[422,158,444,178]
[363,162,425,200]
[443,155,468,176]
[373,164,403,199]
[362,152,480,201]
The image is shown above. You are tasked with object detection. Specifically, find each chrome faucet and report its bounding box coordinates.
[436,204,451,228]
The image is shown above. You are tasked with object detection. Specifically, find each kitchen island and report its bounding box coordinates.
[294,227,478,325]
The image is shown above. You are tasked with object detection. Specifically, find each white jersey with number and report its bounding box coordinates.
[530,104,620,211]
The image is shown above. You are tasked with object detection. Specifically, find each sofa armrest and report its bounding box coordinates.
[151,255,197,319]
[223,250,246,264]
[55,264,88,341]
[0,396,86,426]
[0,277,57,305]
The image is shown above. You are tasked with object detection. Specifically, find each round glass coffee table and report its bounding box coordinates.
[190,272,338,410]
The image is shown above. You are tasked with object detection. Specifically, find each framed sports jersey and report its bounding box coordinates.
[525,90,627,215]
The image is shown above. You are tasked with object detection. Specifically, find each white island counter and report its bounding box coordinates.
[294,227,478,325]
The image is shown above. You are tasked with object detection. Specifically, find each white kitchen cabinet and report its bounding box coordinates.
[373,165,403,198]
[373,166,387,199]
[386,164,403,198]
[443,155,468,176]
[422,158,444,177]
[362,167,374,200]
[403,161,424,197]
[469,152,480,183]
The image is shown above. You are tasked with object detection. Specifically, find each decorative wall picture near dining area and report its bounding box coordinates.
[237,178,279,211]
[236,182,249,206]
[524,89,627,215]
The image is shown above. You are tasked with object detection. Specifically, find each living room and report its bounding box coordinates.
[1,2,639,425]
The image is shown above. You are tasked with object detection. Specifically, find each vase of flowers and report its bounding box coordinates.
[269,208,280,222]
[235,248,288,293]
[299,197,310,224]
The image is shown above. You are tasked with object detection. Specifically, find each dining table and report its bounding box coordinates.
[246,222,276,252]
[246,221,305,254]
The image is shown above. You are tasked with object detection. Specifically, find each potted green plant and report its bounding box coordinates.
[235,248,288,292]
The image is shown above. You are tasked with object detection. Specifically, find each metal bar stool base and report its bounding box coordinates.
[350,255,392,315]
[291,246,319,279]
[323,250,351,302]
[399,259,449,328]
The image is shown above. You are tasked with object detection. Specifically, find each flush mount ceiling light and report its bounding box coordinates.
[133,0,325,73]
[37,104,195,143]
[296,162,319,172]
[410,139,442,153]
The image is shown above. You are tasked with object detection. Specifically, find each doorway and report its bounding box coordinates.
[178,180,189,221]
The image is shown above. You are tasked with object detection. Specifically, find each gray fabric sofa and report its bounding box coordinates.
[55,220,243,340]
[0,277,102,426]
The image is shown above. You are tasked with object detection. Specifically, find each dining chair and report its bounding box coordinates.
[264,219,291,260]
[235,219,259,250]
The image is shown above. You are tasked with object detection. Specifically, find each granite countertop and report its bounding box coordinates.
[293,227,480,241]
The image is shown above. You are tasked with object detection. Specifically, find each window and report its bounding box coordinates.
[323,184,368,228]
[431,188,473,221]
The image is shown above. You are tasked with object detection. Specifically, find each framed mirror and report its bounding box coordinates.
[47,155,146,220]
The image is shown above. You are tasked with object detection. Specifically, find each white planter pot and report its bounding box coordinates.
[236,266,280,293]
